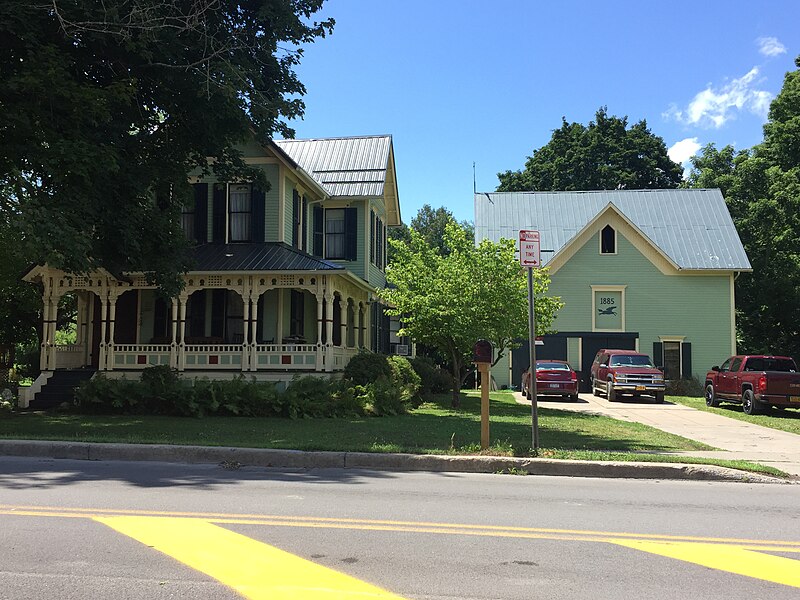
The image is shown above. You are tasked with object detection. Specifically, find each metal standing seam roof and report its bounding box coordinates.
[474,189,751,271]
[274,135,392,197]
[191,243,345,272]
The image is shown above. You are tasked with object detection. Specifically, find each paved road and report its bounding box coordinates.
[1,456,798,599]
[521,392,800,475]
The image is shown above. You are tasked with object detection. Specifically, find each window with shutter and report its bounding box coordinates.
[229,184,252,242]
[325,208,346,259]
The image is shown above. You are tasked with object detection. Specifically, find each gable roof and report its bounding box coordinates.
[475,189,751,271]
[274,135,392,198]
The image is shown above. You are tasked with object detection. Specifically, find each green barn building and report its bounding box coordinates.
[474,189,751,391]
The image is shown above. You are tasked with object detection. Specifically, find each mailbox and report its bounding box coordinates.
[473,340,493,364]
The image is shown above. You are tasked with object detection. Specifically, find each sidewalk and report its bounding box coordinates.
[518,392,800,476]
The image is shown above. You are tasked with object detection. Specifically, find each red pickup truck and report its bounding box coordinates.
[705,355,800,415]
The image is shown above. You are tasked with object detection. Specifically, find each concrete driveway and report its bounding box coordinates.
[516,391,800,476]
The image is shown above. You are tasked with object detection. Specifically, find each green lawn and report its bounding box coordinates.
[3,390,713,455]
[3,391,786,475]
[670,395,800,436]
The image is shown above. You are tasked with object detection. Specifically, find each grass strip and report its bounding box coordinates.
[670,395,800,436]
[1,391,785,476]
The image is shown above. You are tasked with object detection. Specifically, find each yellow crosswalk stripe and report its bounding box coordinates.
[610,540,800,589]
[95,516,408,600]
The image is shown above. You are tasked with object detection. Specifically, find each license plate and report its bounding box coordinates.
[790,396,800,403]
[549,383,561,389]
[635,385,646,391]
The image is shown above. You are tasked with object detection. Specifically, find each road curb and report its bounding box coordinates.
[0,440,787,483]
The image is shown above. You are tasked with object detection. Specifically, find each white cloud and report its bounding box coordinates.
[757,36,786,57]
[668,137,702,166]
[665,67,773,128]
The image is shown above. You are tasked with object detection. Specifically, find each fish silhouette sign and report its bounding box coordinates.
[597,306,618,316]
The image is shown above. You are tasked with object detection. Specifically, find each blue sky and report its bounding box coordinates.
[287,0,800,224]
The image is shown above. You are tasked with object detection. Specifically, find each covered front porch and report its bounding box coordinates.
[27,261,373,377]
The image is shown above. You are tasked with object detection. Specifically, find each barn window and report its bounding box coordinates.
[600,225,616,254]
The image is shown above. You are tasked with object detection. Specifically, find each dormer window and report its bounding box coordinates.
[601,225,616,254]
[229,184,252,242]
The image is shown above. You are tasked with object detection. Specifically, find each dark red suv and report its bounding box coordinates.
[590,349,666,403]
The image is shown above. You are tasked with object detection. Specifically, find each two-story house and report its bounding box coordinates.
[22,135,401,406]
[474,189,751,391]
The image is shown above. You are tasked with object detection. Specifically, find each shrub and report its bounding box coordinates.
[74,374,147,414]
[388,355,422,406]
[666,376,704,398]
[343,351,392,385]
[363,376,407,416]
[409,356,451,400]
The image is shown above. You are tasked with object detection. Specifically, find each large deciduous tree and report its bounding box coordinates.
[497,107,683,192]
[382,222,562,408]
[685,57,800,363]
[0,1,334,294]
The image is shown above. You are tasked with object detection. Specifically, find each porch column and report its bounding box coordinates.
[106,292,118,371]
[99,294,108,371]
[365,301,372,352]
[340,297,348,349]
[242,293,250,372]
[325,293,334,373]
[358,303,365,349]
[315,293,324,371]
[178,294,188,371]
[249,295,259,372]
[170,299,179,369]
[82,292,91,366]
[40,294,54,371]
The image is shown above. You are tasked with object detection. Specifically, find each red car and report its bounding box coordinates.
[522,360,579,401]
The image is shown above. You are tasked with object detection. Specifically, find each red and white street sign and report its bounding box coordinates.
[519,230,541,268]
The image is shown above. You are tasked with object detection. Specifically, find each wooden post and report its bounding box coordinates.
[479,362,490,450]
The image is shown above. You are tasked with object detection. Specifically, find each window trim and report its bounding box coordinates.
[600,224,617,255]
[325,208,347,260]
[228,183,253,243]
[591,285,626,332]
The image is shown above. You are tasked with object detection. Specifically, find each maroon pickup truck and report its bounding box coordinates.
[705,355,800,414]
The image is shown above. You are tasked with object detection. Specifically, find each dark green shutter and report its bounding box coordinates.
[292,191,300,248]
[369,210,375,265]
[313,206,324,257]
[653,342,664,370]
[193,183,208,243]
[252,188,265,242]
[212,184,226,243]
[345,207,357,261]
[301,197,308,251]
[681,343,692,378]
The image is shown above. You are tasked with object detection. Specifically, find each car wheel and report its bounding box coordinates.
[655,392,665,404]
[607,381,617,402]
[592,377,601,397]
[705,384,719,407]
[570,394,579,402]
[742,389,762,415]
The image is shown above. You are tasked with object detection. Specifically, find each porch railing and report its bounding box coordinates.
[183,344,243,369]
[332,347,359,370]
[253,343,318,370]
[113,344,172,369]
[54,344,86,369]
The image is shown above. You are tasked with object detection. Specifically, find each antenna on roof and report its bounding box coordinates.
[473,162,477,195]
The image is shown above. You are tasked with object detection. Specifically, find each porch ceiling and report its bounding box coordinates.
[191,243,345,272]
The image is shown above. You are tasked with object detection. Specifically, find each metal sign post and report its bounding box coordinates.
[519,231,540,452]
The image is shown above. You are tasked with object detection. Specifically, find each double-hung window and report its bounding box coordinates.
[229,184,252,242]
[181,202,195,241]
[325,208,346,259]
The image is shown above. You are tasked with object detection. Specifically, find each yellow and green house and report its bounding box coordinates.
[474,189,751,391]
[21,135,401,408]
